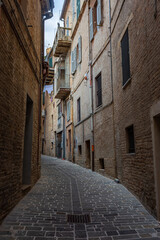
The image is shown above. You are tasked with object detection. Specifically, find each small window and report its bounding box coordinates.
[51,114,53,130]
[99,158,104,169]
[78,145,82,155]
[67,101,70,122]
[126,125,135,153]
[51,142,53,149]
[121,28,131,86]
[95,73,102,107]
[77,98,81,122]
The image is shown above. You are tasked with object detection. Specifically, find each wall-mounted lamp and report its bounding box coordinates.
[84,73,88,86]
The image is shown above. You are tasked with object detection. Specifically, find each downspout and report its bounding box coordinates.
[88,0,94,171]
[62,110,66,159]
[109,0,117,178]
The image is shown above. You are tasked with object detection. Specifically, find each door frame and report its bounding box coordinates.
[151,101,160,220]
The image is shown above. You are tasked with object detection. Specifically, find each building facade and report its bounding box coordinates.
[0,0,54,222]
[43,0,160,220]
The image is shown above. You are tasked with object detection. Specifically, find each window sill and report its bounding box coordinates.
[95,104,103,112]
[127,152,136,156]
[21,185,31,192]
[122,77,132,89]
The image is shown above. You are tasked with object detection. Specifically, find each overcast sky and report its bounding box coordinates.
[44,1,64,93]
[44,1,64,53]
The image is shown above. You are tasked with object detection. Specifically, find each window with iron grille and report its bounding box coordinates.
[121,28,131,86]
[77,98,81,122]
[126,125,135,153]
[96,73,102,107]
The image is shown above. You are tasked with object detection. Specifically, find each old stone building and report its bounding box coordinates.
[42,0,160,220]
[42,91,57,157]
[0,0,54,222]
[111,0,160,219]
[51,1,73,161]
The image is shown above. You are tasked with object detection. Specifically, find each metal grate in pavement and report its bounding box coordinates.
[67,214,91,223]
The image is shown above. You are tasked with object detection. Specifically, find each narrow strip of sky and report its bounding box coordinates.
[44,1,64,93]
[44,0,64,54]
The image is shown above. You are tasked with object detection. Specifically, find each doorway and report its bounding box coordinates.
[22,95,33,185]
[85,140,91,169]
[152,114,160,220]
[57,133,62,158]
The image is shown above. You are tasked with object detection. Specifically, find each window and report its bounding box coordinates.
[71,36,82,74]
[77,98,81,122]
[121,28,131,86]
[51,114,53,130]
[99,158,104,169]
[69,130,71,152]
[78,145,82,155]
[90,0,102,41]
[77,0,80,19]
[43,92,45,105]
[126,125,135,153]
[67,100,70,122]
[58,103,62,128]
[96,73,102,107]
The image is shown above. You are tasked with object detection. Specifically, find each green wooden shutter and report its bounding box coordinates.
[78,36,82,63]
[67,101,70,121]
[90,8,93,41]
[49,57,52,68]
[72,0,75,20]
[74,47,77,72]
[77,0,80,19]
[97,0,102,26]
[43,92,45,105]
[71,51,74,74]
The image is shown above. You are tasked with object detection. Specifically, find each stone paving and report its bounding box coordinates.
[0,155,160,240]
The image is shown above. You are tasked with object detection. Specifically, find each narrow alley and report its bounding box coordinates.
[0,155,160,240]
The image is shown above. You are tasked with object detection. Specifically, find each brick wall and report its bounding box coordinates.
[42,91,55,157]
[112,0,160,217]
[0,0,42,222]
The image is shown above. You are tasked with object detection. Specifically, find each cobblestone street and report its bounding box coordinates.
[0,155,160,240]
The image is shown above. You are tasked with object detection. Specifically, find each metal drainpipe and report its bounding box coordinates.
[62,111,65,159]
[109,0,118,178]
[88,0,94,171]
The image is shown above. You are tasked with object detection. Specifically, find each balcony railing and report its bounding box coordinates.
[53,24,72,57]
